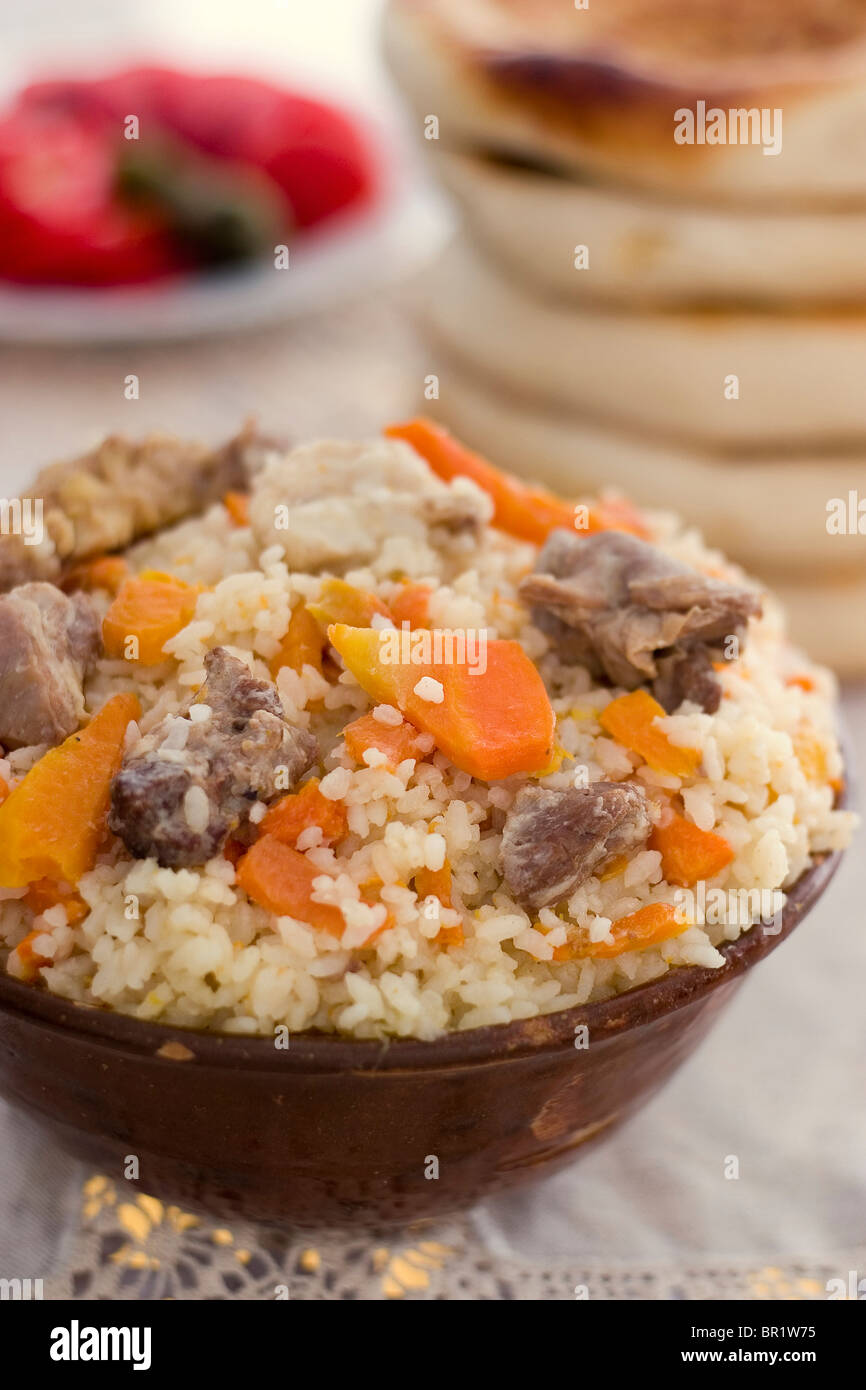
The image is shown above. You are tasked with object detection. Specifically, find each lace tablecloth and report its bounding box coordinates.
[0,293,863,1300]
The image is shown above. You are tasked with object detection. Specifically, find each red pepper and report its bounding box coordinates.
[0,108,181,285]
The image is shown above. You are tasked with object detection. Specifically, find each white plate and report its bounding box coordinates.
[0,178,451,344]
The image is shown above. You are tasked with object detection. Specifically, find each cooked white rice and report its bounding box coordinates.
[0,438,855,1039]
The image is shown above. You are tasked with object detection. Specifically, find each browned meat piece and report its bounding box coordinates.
[0,583,101,748]
[0,425,272,592]
[500,781,652,910]
[109,647,317,868]
[520,530,762,714]
[653,647,721,715]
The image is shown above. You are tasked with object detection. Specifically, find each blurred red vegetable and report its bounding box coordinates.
[0,108,181,285]
[2,65,377,287]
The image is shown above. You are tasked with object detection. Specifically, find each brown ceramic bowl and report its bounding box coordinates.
[0,843,845,1228]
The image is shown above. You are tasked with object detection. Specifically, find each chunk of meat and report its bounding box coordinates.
[520,530,761,714]
[109,647,317,867]
[499,781,652,909]
[0,425,270,592]
[653,647,722,715]
[0,583,100,748]
[248,437,490,572]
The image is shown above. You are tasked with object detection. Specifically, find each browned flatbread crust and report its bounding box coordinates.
[385,0,866,204]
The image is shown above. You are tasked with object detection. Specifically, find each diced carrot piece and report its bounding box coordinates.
[415,862,452,907]
[223,491,250,527]
[354,879,397,946]
[0,693,141,887]
[103,571,201,665]
[260,779,348,848]
[389,583,433,629]
[61,555,130,596]
[415,863,464,946]
[24,878,88,924]
[649,813,734,886]
[62,895,89,925]
[269,603,325,678]
[308,578,391,630]
[575,902,686,959]
[237,837,392,946]
[437,924,465,947]
[599,690,701,778]
[386,417,575,544]
[328,624,555,782]
[343,712,422,769]
[9,929,52,982]
[236,837,346,936]
[385,418,647,543]
[786,674,816,693]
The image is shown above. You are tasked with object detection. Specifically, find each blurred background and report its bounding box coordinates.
[0,0,863,1299]
[0,0,435,465]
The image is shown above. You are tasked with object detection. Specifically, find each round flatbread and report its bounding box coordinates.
[384,0,866,206]
[773,571,866,675]
[419,238,866,450]
[422,356,866,577]
[438,149,866,307]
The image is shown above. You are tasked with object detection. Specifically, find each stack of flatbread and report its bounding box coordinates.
[384,0,866,673]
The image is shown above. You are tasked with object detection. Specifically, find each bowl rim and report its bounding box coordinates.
[0,842,844,1073]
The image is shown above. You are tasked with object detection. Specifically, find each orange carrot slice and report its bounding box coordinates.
[386,417,575,544]
[343,711,422,769]
[385,418,647,544]
[237,836,389,944]
[9,929,53,982]
[599,690,701,778]
[269,603,325,678]
[61,555,130,596]
[308,578,391,630]
[389,583,433,629]
[260,779,348,848]
[415,862,452,907]
[328,624,555,782]
[649,813,734,886]
[24,878,88,924]
[437,923,465,947]
[0,692,141,886]
[415,863,464,947]
[574,902,685,959]
[223,491,250,527]
[236,838,346,936]
[354,878,397,946]
[103,571,201,665]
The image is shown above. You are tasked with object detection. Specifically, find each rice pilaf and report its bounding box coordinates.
[0,429,854,1039]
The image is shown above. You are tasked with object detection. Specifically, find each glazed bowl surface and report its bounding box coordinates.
[0,846,843,1227]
